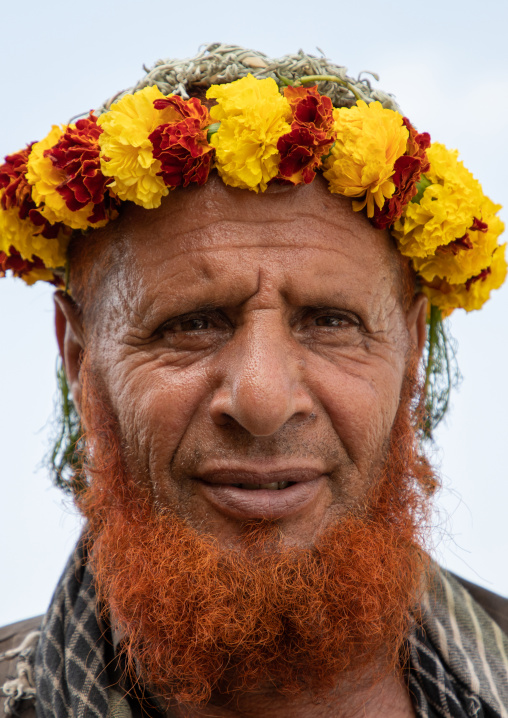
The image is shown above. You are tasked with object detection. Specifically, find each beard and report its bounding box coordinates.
[77,358,435,710]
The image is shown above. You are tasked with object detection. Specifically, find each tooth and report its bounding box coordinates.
[278,481,290,489]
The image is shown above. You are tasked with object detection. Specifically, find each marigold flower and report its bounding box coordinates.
[0,246,59,285]
[0,144,64,239]
[276,86,335,185]
[412,200,504,285]
[149,96,214,188]
[26,125,110,231]
[421,244,507,315]
[207,75,292,192]
[371,118,430,229]
[323,101,409,217]
[0,145,37,219]
[0,194,69,270]
[44,114,119,226]
[392,143,487,258]
[98,85,185,209]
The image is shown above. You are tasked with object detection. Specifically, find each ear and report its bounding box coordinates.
[54,291,86,415]
[406,292,428,360]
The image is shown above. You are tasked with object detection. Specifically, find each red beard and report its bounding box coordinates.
[77,360,434,709]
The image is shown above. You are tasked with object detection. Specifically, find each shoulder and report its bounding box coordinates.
[451,573,508,635]
[0,615,43,718]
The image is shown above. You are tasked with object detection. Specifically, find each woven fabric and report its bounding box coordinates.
[409,570,508,718]
[34,540,111,718]
[33,541,508,718]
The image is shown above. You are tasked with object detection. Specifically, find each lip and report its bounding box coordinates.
[194,467,327,520]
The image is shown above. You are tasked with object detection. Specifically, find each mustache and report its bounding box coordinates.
[170,434,350,478]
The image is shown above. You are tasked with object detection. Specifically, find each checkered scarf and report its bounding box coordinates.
[31,540,508,718]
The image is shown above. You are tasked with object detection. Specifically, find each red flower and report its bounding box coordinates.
[149,96,214,188]
[277,86,335,185]
[371,118,431,230]
[44,114,118,224]
[0,146,35,218]
[0,146,65,238]
[0,245,62,285]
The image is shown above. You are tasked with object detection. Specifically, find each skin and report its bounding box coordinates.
[55,175,427,717]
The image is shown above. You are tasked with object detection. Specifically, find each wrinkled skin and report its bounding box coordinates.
[55,175,427,717]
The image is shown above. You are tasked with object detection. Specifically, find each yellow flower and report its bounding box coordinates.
[412,201,504,285]
[422,244,507,315]
[0,198,68,270]
[26,126,107,231]
[392,143,486,258]
[19,266,57,286]
[98,85,183,209]
[323,101,408,217]
[207,74,292,192]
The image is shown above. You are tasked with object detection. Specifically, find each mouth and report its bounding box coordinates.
[231,481,292,490]
[193,468,327,520]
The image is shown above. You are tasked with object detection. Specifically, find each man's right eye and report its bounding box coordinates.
[161,311,230,336]
[175,317,211,332]
[154,312,231,353]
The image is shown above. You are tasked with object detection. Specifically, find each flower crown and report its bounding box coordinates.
[0,70,505,321]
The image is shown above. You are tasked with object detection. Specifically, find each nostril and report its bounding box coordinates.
[212,411,236,427]
[209,346,314,436]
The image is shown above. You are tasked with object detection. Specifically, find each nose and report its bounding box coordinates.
[209,314,314,436]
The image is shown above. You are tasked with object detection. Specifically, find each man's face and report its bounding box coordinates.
[58,176,429,705]
[71,175,421,549]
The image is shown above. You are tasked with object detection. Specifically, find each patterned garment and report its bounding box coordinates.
[34,543,110,718]
[20,540,507,717]
[409,570,508,717]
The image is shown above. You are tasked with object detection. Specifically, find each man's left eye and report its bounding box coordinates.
[178,317,211,331]
[314,314,357,328]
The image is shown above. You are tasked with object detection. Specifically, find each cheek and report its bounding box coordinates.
[306,352,404,469]
[106,358,214,482]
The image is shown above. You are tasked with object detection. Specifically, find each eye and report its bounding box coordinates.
[308,309,361,330]
[155,310,232,352]
[161,310,227,334]
[314,314,357,328]
[174,317,212,332]
[293,308,363,348]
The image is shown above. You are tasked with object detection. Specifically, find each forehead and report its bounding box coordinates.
[75,175,403,323]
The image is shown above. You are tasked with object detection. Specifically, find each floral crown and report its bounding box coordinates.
[3,43,503,488]
[1,44,505,319]
[0,45,505,441]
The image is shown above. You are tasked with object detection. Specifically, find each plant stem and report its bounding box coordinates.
[297,75,363,102]
[424,304,441,396]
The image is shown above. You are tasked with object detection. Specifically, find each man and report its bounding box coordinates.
[1,44,507,717]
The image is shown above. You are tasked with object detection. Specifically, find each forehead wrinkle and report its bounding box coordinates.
[176,212,363,234]
[165,244,398,312]
[131,242,386,269]
[152,212,372,253]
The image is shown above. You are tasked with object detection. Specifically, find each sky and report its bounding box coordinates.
[0,0,507,626]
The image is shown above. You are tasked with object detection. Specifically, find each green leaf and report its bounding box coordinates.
[206,122,220,142]
[412,175,432,205]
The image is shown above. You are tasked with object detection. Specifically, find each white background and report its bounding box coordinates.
[1,0,507,626]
